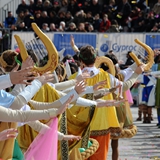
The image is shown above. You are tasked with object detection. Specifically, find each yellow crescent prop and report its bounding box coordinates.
[14,23,58,74]
[129,39,154,71]
[95,56,115,76]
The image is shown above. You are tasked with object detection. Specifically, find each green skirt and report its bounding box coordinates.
[13,139,24,160]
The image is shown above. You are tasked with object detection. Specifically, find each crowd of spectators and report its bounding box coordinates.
[1,0,160,33]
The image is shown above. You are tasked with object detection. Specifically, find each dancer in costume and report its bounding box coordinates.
[111,63,138,160]
[99,53,138,160]
[68,44,144,160]
[137,72,156,123]
[153,54,160,127]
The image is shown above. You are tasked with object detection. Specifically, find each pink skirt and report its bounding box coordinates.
[126,90,133,105]
[24,118,58,160]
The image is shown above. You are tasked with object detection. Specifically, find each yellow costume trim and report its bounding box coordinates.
[14,23,58,75]
[129,39,154,71]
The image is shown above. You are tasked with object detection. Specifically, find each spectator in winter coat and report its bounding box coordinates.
[5,11,16,28]
[99,14,111,32]
[16,0,29,15]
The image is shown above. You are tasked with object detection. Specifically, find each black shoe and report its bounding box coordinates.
[143,120,147,123]
[136,117,142,121]
[147,120,151,123]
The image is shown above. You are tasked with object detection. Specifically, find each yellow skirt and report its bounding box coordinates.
[17,83,60,150]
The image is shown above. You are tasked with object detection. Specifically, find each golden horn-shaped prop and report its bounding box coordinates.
[129,39,154,71]
[95,56,115,76]
[14,23,58,74]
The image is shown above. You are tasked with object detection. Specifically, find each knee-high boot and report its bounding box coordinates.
[147,107,152,123]
[142,104,148,123]
[136,105,142,121]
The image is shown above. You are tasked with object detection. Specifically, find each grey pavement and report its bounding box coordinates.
[107,106,160,160]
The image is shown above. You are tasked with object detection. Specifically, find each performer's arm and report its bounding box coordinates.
[10,84,26,96]
[109,72,139,96]
[10,79,42,110]
[53,72,90,91]
[0,106,53,122]
[120,63,136,81]
[27,120,50,134]
[10,72,54,110]
[0,74,13,90]
[54,79,76,91]
[0,96,73,122]
[70,35,80,53]
[29,89,79,109]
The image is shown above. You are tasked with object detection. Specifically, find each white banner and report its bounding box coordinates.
[11,32,54,50]
[11,32,55,60]
[97,33,145,63]
[12,32,34,50]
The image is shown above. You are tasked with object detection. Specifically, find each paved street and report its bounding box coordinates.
[107,106,160,160]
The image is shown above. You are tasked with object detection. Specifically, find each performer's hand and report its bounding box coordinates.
[135,64,145,75]
[21,56,34,69]
[107,99,127,107]
[96,99,127,108]
[37,71,54,85]
[0,128,18,141]
[76,72,90,83]
[93,80,106,91]
[75,80,86,94]
[56,95,74,115]
[96,100,116,107]
[109,83,122,94]
[10,66,37,85]
[63,135,81,141]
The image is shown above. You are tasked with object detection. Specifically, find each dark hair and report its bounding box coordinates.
[55,64,66,82]
[111,20,118,25]
[69,62,78,74]
[0,50,18,72]
[105,54,118,65]
[62,54,73,63]
[79,45,96,66]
